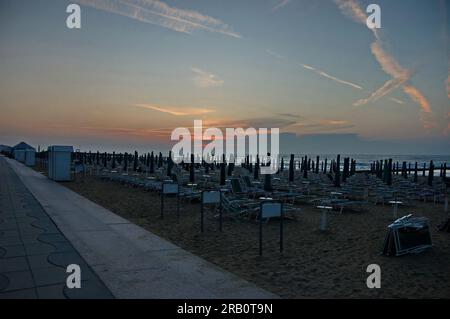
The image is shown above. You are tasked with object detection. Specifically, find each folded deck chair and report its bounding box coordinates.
[438,216,450,232]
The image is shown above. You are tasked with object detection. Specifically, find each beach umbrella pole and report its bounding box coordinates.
[219,192,223,232]
[320,209,328,231]
[160,193,164,219]
[445,195,448,214]
[201,198,204,233]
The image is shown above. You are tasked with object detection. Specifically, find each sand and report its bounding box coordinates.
[37,166,450,298]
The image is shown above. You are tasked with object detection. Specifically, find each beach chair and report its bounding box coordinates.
[220,193,259,219]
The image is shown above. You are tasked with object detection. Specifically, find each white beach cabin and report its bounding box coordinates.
[25,149,36,166]
[14,149,26,162]
[48,145,73,181]
[12,142,35,165]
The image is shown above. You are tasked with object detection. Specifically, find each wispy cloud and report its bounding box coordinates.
[277,113,303,119]
[389,97,405,105]
[291,119,354,133]
[353,76,409,106]
[335,0,434,128]
[135,103,215,116]
[402,85,431,113]
[266,49,284,60]
[446,71,450,99]
[191,67,224,88]
[273,0,292,11]
[76,0,241,38]
[334,0,379,39]
[299,63,363,90]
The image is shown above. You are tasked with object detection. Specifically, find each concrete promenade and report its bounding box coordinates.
[1,156,277,299]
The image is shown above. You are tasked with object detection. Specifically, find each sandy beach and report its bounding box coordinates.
[43,168,450,299]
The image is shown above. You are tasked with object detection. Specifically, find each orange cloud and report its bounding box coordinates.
[402,85,431,113]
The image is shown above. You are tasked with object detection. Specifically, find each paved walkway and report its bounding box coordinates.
[1,157,277,299]
[0,157,113,298]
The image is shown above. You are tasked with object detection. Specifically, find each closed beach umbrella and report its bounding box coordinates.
[316,156,319,174]
[190,153,195,183]
[289,154,294,182]
[303,155,308,179]
[428,160,434,186]
[254,155,260,180]
[414,162,418,183]
[123,152,128,171]
[133,151,138,171]
[335,154,341,187]
[220,161,226,186]
[387,159,393,186]
[158,152,163,168]
[112,152,116,169]
[150,151,154,173]
[402,161,407,178]
[167,151,173,176]
[343,157,350,182]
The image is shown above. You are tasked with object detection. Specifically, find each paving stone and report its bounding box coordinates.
[14,216,38,225]
[48,251,87,268]
[28,254,59,270]
[52,242,76,253]
[20,234,41,244]
[0,274,8,290]
[0,270,35,292]
[0,229,20,237]
[36,284,66,299]
[17,225,45,236]
[64,280,114,299]
[26,211,48,219]
[0,244,26,258]
[24,242,55,256]
[0,213,15,219]
[0,257,29,272]
[0,222,18,231]
[0,288,37,299]
[37,233,68,244]
[0,235,22,246]
[31,221,59,233]
[31,267,68,286]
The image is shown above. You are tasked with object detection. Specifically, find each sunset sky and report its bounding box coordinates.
[0,0,449,154]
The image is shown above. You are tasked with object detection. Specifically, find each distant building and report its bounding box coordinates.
[12,142,36,152]
[11,142,36,165]
[0,144,12,155]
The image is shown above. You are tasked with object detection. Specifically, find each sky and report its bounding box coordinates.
[0,0,449,154]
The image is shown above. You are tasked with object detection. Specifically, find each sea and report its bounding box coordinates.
[277,154,450,176]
